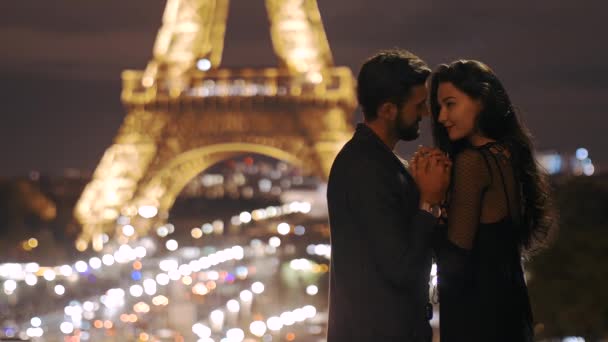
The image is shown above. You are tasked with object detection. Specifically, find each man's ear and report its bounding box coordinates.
[378,102,397,121]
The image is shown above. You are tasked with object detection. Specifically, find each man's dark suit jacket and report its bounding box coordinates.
[326,123,437,341]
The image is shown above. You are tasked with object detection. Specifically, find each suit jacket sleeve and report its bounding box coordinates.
[346,159,438,289]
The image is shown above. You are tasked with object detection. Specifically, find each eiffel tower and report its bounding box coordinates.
[74,0,356,251]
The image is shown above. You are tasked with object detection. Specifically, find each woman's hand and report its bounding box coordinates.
[410,146,452,205]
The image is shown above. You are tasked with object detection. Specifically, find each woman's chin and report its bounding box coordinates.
[447,128,468,142]
[447,132,459,141]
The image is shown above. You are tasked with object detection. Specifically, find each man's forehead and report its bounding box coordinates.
[411,85,428,100]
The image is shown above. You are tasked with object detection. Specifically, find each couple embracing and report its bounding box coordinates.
[326,49,554,341]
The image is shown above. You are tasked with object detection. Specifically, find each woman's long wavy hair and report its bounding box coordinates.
[429,60,555,255]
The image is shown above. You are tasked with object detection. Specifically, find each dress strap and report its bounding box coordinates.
[486,150,513,220]
[478,149,494,187]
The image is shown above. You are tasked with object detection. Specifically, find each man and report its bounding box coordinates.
[326,49,451,341]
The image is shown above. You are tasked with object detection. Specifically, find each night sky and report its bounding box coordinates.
[0,0,605,177]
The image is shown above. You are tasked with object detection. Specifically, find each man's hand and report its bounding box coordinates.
[410,146,452,205]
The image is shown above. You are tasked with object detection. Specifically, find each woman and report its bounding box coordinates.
[425,60,555,341]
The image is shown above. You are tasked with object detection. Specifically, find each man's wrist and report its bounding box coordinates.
[419,195,442,206]
[419,201,442,218]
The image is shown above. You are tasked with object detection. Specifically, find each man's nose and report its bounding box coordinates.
[421,104,431,117]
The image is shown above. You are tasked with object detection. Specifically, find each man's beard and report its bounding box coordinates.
[396,118,420,141]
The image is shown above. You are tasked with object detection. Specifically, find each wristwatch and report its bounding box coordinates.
[420,201,442,218]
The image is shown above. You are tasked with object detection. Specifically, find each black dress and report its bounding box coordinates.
[435,143,534,341]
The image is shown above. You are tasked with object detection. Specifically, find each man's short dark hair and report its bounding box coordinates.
[357,49,431,121]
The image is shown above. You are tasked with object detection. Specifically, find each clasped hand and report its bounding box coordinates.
[409,146,452,205]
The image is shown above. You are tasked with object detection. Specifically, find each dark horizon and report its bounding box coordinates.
[1,0,606,177]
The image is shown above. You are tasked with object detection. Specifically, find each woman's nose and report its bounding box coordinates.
[438,107,448,123]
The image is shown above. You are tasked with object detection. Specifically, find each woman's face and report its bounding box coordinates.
[436,82,483,141]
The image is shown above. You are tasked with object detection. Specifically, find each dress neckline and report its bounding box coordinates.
[472,140,501,150]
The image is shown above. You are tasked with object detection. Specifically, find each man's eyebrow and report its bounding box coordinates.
[440,96,456,102]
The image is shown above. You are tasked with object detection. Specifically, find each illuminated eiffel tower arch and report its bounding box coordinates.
[74,0,356,251]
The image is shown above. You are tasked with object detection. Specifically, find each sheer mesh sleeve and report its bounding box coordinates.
[447,149,490,250]
[435,149,491,340]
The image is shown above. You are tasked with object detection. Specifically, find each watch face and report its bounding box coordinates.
[431,205,441,218]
